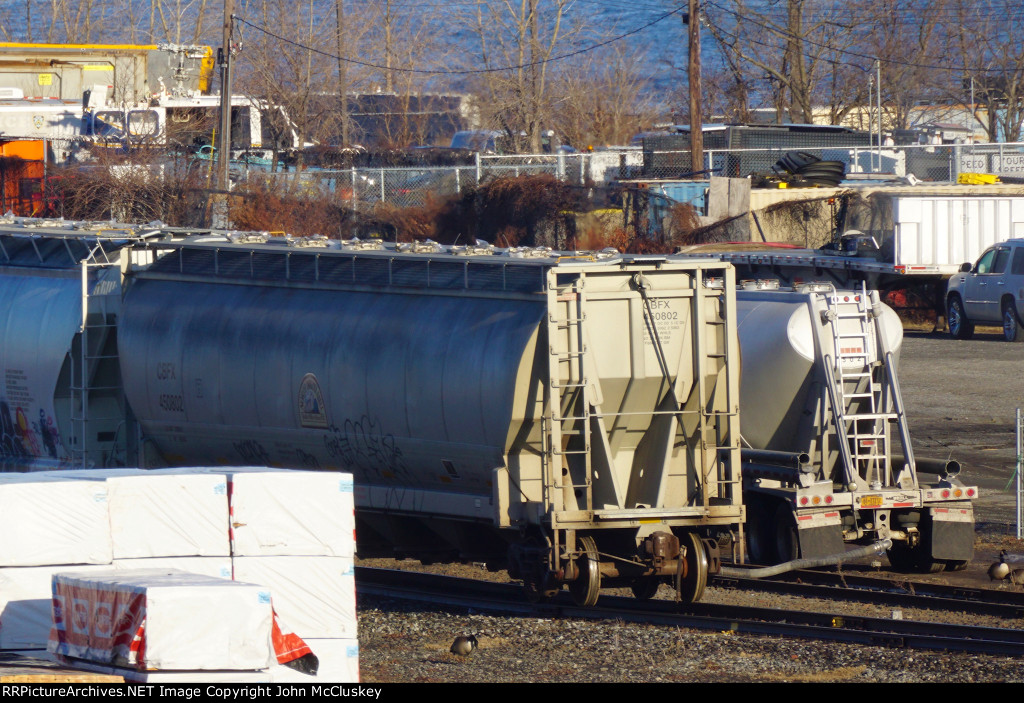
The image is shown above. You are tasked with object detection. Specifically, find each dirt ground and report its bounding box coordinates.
[899,328,1023,537]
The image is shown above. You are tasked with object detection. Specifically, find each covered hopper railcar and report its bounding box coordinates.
[116,237,745,604]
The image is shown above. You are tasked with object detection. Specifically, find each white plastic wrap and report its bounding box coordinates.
[220,468,355,557]
[231,557,356,639]
[0,473,112,567]
[61,469,230,559]
[0,565,108,650]
[270,638,360,683]
[112,557,232,581]
[48,568,275,671]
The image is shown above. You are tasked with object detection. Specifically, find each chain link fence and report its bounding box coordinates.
[234,141,1024,210]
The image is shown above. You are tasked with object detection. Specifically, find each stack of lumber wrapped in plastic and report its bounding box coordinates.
[0,468,357,683]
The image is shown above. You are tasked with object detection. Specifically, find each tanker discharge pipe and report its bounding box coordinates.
[718,539,893,579]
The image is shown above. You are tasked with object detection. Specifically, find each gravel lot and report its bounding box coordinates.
[357,329,1024,684]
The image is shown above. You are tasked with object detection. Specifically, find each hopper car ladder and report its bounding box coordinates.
[69,261,124,469]
[818,284,915,491]
[542,277,593,517]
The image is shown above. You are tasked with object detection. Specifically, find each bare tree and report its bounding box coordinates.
[457,0,582,153]
[707,0,862,124]
[945,0,1024,142]
[151,0,213,44]
[551,44,658,149]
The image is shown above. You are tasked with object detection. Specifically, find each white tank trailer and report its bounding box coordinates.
[110,236,745,605]
[734,281,976,573]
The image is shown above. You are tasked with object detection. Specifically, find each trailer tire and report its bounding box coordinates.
[774,503,800,562]
[947,295,974,340]
[887,541,946,574]
[745,495,777,564]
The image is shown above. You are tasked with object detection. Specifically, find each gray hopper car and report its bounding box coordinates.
[110,237,745,605]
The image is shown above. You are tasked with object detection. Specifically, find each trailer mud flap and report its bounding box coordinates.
[928,506,975,561]
[796,511,845,560]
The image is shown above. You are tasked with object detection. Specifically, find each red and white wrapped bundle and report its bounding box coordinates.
[48,568,276,671]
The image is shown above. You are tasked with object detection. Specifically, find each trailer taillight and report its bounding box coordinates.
[967,488,976,497]
[941,489,951,498]
[825,495,833,504]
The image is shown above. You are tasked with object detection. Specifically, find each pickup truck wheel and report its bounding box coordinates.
[947,295,974,340]
[1002,301,1024,343]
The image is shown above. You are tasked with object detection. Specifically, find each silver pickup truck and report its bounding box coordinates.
[946,238,1024,342]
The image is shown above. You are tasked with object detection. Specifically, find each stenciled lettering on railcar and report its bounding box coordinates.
[641,298,683,347]
[298,373,329,429]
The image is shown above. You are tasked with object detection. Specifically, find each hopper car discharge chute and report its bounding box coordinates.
[115,238,745,605]
[734,281,977,573]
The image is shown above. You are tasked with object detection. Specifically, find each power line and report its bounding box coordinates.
[233,4,686,76]
[704,0,1024,75]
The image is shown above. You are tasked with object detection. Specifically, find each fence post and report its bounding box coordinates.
[350,167,357,211]
[380,168,385,203]
[456,167,461,194]
[475,152,482,185]
[557,152,565,182]
[1017,408,1022,540]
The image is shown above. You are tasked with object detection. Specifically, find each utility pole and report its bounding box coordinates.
[687,0,704,175]
[217,0,235,195]
[335,0,349,146]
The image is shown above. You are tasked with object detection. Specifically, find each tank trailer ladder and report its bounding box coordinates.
[815,284,917,492]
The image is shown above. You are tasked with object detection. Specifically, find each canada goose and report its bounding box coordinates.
[989,550,1010,581]
[1009,569,1024,586]
[450,634,478,656]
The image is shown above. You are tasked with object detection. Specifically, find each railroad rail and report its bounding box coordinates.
[716,568,1024,620]
[355,567,1024,657]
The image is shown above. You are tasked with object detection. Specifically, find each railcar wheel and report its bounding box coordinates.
[630,576,661,601]
[568,535,601,607]
[677,532,708,603]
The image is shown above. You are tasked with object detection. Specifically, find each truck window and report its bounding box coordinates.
[1012,248,1024,275]
[93,111,124,137]
[992,248,1010,274]
[975,248,995,273]
[128,110,159,137]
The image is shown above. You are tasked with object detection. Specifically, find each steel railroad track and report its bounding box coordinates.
[355,566,1024,657]
[715,567,1024,620]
